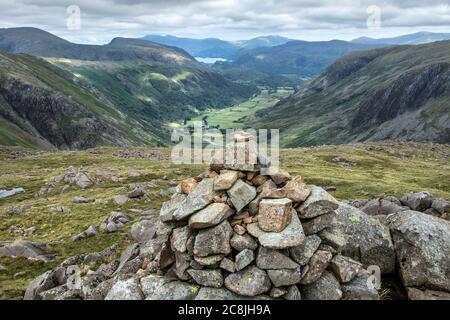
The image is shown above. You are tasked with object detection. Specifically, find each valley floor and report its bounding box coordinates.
[0,141,449,299]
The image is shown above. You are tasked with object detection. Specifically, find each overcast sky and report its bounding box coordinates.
[1,0,450,44]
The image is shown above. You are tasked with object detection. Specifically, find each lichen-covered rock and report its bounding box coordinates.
[173,178,216,221]
[400,192,433,211]
[140,275,172,298]
[270,287,288,298]
[0,241,56,262]
[130,219,158,243]
[193,220,232,257]
[147,281,199,300]
[258,198,293,232]
[189,203,235,229]
[341,270,379,300]
[298,186,339,219]
[302,212,337,236]
[170,226,192,253]
[289,235,322,266]
[187,269,223,288]
[100,212,133,233]
[257,211,305,249]
[301,271,342,300]
[105,278,144,300]
[432,198,450,216]
[267,267,303,287]
[260,177,310,203]
[406,288,450,300]
[301,250,333,285]
[256,247,299,270]
[387,210,450,292]
[195,287,244,300]
[160,194,187,222]
[194,255,224,266]
[335,203,395,274]
[224,266,271,297]
[219,257,236,273]
[235,249,255,271]
[361,198,407,216]
[283,285,302,300]
[24,268,66,300]
[227,180,257,212]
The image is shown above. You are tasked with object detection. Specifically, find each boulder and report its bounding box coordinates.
[235,249,255,271]
[267,267,303,287]
[230,233,258,251]
[0,242,56,261]
[258,198,293,232]
[335,203,395,274]
[189,203,235,229]
[173,178,216,221]
[24,269,65,300]
[329,255,362,283]
[187,269,223,288]
[301,250,333,285]
[105,278,144,300]
[224,266,271,297]
[193,220,233,257]
[256,247,299,270]
[100,212,133,233]
[227,180,257,212]
[400,191,433,211]
[160,194,187,222]
[73,196,95,204]
[387,210,450,292]
[257,211,305,249]
[298,186,339,219]
[301,271,342,300]
[432,198,450,216]
[289,235,322,266]
[214,171,239,191]
[130,219,158,243]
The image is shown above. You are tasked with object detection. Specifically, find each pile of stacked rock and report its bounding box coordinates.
[23,132,450,300]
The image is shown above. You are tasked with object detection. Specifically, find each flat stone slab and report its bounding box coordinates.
[189,203,235,229]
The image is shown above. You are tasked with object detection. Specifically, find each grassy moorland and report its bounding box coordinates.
[0,141,449,299]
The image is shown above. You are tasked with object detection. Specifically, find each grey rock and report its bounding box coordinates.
[227,179,257,212]
[256,247,299,269]
[301,250,333,285]
[173,178,216,221]
[194,255,224,266]
[400,191,433,211]
[224,266,271,297]
[235,249,255,271]
[105,278,144,300]
[140,274,172,298]
[49,206,71,213]
[432,198,450,215]
[170,226,192,253]
[267,267,303,287]
[147,281,199,300]
[73,196,95,204]
[130,219,158,243]
[173,251,191,279]
[112,195,128,205]
[71,226,98,242]
[283,285,302,300]
[189,203,235,229]
[270,287,288,298]
[257,211,305,249]
[318,228,347,250]
[127,186,146,199]
[341,270,379,300]
[219,257,236,273]
[0,241,56,261]
[301,271,343,300]
[298,186,339,218]
[361,198,406,216]
[187,269,223,288]
[330,255,363,283]
[230,233,258,252]
[289,235,322,266]
[159,194,187,222]
[24,269,65,300]
[258,198,293,232]
[195,287,244,300]
[100,212,133,233]
[387,210,450,292]
[266,167,292,186]
[114,244,140,276]
[302,212,337,236]
[214,171,239,191]
[335,203,395,274]
[193,220,232,257]
[406,288,450,300]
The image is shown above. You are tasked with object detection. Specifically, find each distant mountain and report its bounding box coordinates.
[352,32,450,45]
[251,41,450,147]
[222,40,383,80]
[141,34,293,60]
[0,28,257,148]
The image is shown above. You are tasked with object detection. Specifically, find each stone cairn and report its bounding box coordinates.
[23,132,450,300]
